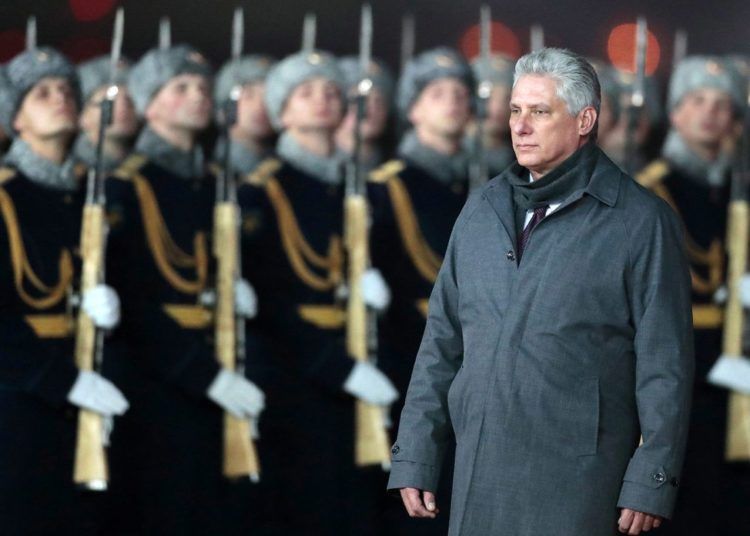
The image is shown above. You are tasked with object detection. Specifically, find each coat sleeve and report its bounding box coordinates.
[617,196,694,518]
[386,203,467,493]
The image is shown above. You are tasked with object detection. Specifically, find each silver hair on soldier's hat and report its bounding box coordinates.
[338,56,395,102]
[668,56,745,113]
[471,53,514,90]
[78,55,131,103]
[214,54,275,122]
[128,44,213,116]
[264,50,346,130]
[396,46,475,119]
[0,47,80,135]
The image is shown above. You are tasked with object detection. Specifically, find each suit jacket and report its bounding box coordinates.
[387,147,695,535]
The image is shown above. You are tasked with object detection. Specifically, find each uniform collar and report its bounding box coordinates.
[72,133,124,174]
[135,126,205,180]
[661,129,732,187]
[3,138,81,191]
[276,131,345,185]
[213,136,271,176]
[398,129,470,186]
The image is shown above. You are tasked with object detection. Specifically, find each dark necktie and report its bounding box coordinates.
[517,206,548,261]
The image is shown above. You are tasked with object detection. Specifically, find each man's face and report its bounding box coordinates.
[338,87,390,143]
[280,77,343,132]
[233,81,274,140]
[484,85,511,136]
[14,76,78,140]
[670,88,735,150]
[146,73,212,133]
[79,84,139,141]
[509,74,596,178]
[408,77,471,139]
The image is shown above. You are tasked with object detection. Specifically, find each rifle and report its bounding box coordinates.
[724,81,750,462]
[345,3,391,470]
[469,4,491,192]
[301,12,317,55]
[530,24,544,52]
[72,7,123,491]
[623,17,647,176]
[213,7,261,482]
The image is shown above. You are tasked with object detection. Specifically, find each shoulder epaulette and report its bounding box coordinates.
[369,159,405,184]
[112,154,148,181]
[244,157,281,187]
[636,159,670,189]
[0,166,16,186]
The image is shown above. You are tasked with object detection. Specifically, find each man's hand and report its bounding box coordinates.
[399,487,439,519]
[618,508,663,534]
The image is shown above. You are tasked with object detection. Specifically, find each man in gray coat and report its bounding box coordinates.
[388,48,694,536]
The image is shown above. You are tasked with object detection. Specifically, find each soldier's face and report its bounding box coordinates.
[280,77,343,132]
[233,81,273,140]
[409,78,471,137]
[79,85,139,141]
[338,87,390,142]
[14,77,78,139]
[671,88,735,148]
[484,85,511,136]
[510,74,596,179]
[147,74,212,132]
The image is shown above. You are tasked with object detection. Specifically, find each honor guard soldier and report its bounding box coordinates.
[102,42,264,534]
[238,48,395,533]
[74,56,138,174]
[367,46,474,534]
[214,54,276,177]
[588,59,624,160]
[0,45,126,534]
[335,55,395,173]
[468,53,515,176]
[636,56,745,536]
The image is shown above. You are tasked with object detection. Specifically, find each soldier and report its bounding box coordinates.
[636,56,745,536]
[468,53,515,177]
[0,67,11,156]
[213,54,276,176]
[102,43,264,534]
[0,46,126,534]
[74,56,138,174]
[367,46,474,534]
[238,48,395,533]
[588,58,623,159]
[335,56,395,173]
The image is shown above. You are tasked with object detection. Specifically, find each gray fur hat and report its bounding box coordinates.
[264,50,346,130]
[668,56,745,113]
[337,56,395,102]
[78,55,131,103]
[128,44,213,116]
[396,47,475,119]
[214,54,275,107]
[0,47,80,135]
[471,53,514,89]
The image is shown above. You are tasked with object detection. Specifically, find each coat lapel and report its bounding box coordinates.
[482,177,517,250]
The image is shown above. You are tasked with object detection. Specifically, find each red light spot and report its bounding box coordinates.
[69,0,116,22]
[0,29,26,62]
[460,21,522,60]
[607,23,661,75]
[61,36,109,62]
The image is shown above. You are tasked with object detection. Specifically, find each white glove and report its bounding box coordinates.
[207,368,265,418]
[343,361,399,406]
[67,370,129,417]
[360,268,391,312]
[235,279,258,319]
[708,354,750,394]
[82,284,121,329]
[741,274,750,308]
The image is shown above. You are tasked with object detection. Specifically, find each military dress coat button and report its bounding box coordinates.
[391,445,400,455]
[506,250,516,261]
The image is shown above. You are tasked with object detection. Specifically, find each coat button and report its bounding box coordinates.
[652,471,666,484]
[506,250,515,261]
[391,445,400,455]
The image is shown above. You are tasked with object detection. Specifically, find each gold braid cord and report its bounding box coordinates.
[131,175,207,295]
[0,186,73,310]
[386,176,443,284]
[265,178,342,292]
[652,183,724,296]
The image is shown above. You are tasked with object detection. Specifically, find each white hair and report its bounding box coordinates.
[513,47,601,140]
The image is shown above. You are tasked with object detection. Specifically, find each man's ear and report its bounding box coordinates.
[579,106,597,136]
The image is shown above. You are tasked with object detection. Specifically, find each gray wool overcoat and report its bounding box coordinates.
[387,148,694,535]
